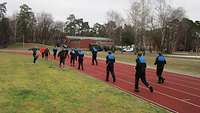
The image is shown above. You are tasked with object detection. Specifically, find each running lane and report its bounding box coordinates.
[65,57,200,113]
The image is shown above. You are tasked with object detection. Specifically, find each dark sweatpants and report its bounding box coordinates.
[53,53,57,60]
[75,55,78,61]
[106,64,116,82]
[135,71,149,90]
[78,59,84,70]
[92,56,98,65]
[33,55,38,64]
[157,67,164,82]
[59,58,65,67]
[45,54,49,60]
[70,57,75,66]
[42,52,44,58]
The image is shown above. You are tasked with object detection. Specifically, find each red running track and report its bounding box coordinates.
[64,56,200,113]
[1,50,200,113]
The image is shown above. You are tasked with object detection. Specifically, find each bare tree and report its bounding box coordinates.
[129,0,152,48]
[35,12,53,44]
[107,10,124,27]
[106,10,124,45]
[0,2,6,19]
[154,0,173,51]
[154,0,185,53]
[8,14,17,43]
[51,21,65,43]
[167,7,185,53]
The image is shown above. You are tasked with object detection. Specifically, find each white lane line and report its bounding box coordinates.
[183,98,191,101]
[86,56,200,86]
[112,77,200,108]
[84,67,200,109]
[112,85,179,113]
[92,63,200,98]
[155,90,200,108]
[85,56,200,80]
[117,76,200,99]
[149,82,200,98]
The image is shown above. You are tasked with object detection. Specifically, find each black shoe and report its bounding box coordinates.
[106,79,109,82]
[158,80,162,84]
[149,86,153,93]
[162,78,165,83]
[134,89,140,92]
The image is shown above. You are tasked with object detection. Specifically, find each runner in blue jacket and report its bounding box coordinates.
[78,49,84,70]
[135,51,153,92]
[154,53,166,84]
[106,52,116,83]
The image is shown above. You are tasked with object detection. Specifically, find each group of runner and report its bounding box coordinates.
[29,46,167,93]
[105,50,166,93]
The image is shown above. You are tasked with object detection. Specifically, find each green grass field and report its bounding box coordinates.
[85,51,200,77]
[7,43,51,49]
[0,53,170,113]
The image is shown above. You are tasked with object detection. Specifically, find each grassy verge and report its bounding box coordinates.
[7,43,51,49]
[85,51,200,77]
[0,53,170,113]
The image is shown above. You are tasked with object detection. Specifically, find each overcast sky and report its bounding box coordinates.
[2,0,200,26]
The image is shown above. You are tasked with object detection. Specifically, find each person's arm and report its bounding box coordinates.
[154,57,158,65]
[106,56,108,64]
[135,58,139,69]
[164,58,166,64]
[57,52,61,57]
[37,51,41,56]
[144,63,147,69]
[28,48,33,51]
[136,58,142,67]
[48,49,50,55]
[136,58,140,65]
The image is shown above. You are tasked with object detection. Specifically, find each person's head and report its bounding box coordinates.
[108,51,112,55]
[137,51,143,56]
[158,52,162,56]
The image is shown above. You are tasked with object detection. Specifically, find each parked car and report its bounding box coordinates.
[122,48,134,52]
